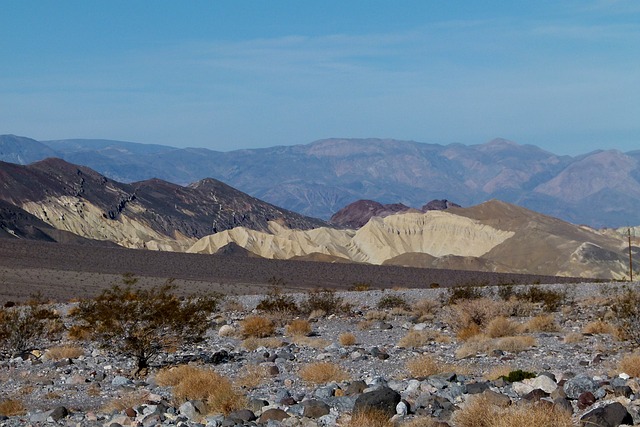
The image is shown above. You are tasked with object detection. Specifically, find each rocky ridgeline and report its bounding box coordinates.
[1,283,640,426]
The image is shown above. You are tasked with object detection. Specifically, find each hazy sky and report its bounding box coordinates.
[1,1,639,154]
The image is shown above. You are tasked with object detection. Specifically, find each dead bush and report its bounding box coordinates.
[563,332,583,343]
[365,311,389,321]
[456,335,536,359]
[485,317,521,338]
[156,365,245,415]
[583,320,617,335]
[349,408,393,427]
[523,314,559,332]
[235,364,269,389]
[453,393,572,427]
[102,390,149,413]
[618,353,640,377]
[71,280,220,374]
[240,315,276,338]
[240,337,284,351]
[445,298,508,334]
[285,319,312,337]
[298,362,349,384]
[457,323,482,341]
[412,298,439,321]
[339,332,357,346]
[406,354,451,377]
[0,398,26,416]
[398,330,435,349]
[45,345,84,360]
[292,336,331,349]
[610,287,640,346]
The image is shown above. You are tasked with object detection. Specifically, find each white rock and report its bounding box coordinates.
[530,375,558,393]
[512,381,535,396]
[396,401,408,416]
[218,324,235,337]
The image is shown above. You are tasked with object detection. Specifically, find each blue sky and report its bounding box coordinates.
[1,1,639,154]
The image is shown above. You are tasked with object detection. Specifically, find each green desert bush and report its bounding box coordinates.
[611,287,640,346]
[0,295,60,358]
[256,278,299,314]
[301,288,352,315]
[377,294,410,310]
[71,281,220,374]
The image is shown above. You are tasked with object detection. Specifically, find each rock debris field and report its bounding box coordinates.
[2,281,640,427]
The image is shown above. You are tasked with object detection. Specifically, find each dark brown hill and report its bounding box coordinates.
[330,199,459,229]
[0,158,327,248]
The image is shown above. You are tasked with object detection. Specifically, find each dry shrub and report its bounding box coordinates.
[291,336,331,349]
[435,334,452,344]
[523,314,559,332]
[583,320,617,335]
[377,294,410,310]
[339,332,357,346]
[223,300,245,313]
[358,320,373,330]
[67,325,92,341]
[618,353,640,377]
[308,309,326,320]
[365,311,389,321]
[0,399,26,416]
[406,354,451,377]
[349,408,393,427]
[457,323,482,341]
[445,298,507,333]
[485,317,521,338]
[285,319,312,337]
[398,330,434,349]
[102,390,149,413]
[156,365,245,415]
[455,335,536,359]
[412,298,439,321]
[236,364,269,389]
[298,362,349,384]
[240,315,275,338]
[453,394,572,427]
[495,336,536,353]
[563,332,583,343]
[45,345,84,360]
[483,365,514,381]
[241,337,283,351]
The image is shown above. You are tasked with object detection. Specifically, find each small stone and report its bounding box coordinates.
[258,408,290,423]
[111,375,132,387]
[577,391,596,410]
[396,400,409,416]
[124,407,136,418]
[301,400,330,418]
[564,374,598,399]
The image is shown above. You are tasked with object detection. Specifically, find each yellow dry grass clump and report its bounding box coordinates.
[563,332,583,343]
[240,337,283,351]
[156,365,245,415]
[453,394,572,427]
[398,330,435,348]
[455,335,536,359]
[240,315,275,338]
[46,345,84,360]
[618,353,640,377]
[523,314,559,332]
[0,399,26,416]
[406,354,452,378]
[339,332,357,346]
[298,362,350,384]
[583,320,617,335]
[285,319,312,337]
[349,408,394,427]
[235,364,269,389]
[485,317,521,338]
[102,391,149,413]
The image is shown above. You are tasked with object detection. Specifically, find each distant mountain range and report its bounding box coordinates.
[0,155,637,279]
[2,134,640,227]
